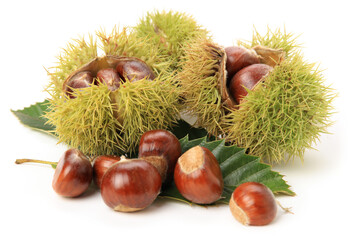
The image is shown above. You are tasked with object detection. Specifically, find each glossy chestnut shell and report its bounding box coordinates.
[93,155,121,187]
[96,68,122,91]
[52,149,93,197]
[116,59,155,82]
[174,146,223,204]
[138,129,181,186]
[229,182,277,226]
[63,71,95,99]
[229,63,273,104]
[225,46,260,80]
[100,159,162,212]
[62,56,156,97]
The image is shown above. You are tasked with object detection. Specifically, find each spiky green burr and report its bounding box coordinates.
[224,53,335,164]
[178,38,228,136]
[134,10,210,72]
[179,27,336,164]
[45,26,181,156]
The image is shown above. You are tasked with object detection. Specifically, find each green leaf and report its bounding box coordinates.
[11,100,55,134]
[160,136,295,205]
[169,119,208,140]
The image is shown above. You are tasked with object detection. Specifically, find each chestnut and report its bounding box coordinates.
[225,46,260,80]
[229,182,277,226]
[100,159,162,212]
[96,68,122,91]
[116,60,155,82]
[63,71,95,98]
[52,149,93,197]
[229,63,273,104]
[138,129,181,186]
[16,149,93,197]
[174,146,223,204]
[93,155,121,187]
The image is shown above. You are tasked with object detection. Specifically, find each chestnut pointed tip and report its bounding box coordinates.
[177,145,205,174]
[174,146,223,205]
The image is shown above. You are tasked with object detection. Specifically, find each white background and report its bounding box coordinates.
[1,0,357,239]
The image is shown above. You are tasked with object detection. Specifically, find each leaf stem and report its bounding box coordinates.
[15,159,57,166]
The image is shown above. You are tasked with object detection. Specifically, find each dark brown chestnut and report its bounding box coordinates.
[96,68,122,91]
[15,149,93,197]
[93,155,121,187]
[116,60,155,82]
[225,46,260,80]
[229,182,277,226]
[100,159,162,212]
[229,63,273,104]
[63,71,95,98]
[174,146,223,204]
[62,56,155,98]
[52,149,93,197]
[138,129,181,186]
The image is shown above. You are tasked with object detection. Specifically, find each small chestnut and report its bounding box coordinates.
[116,60,155,82]
[138,129,181,186]
[93,155,121,187]
[96,68,122,91]
[15,149,93,197]
[229,182,277,226]
[229,63,273,104]
[174,146,223,204]
[52,149,93,197]
[225,46,260,80]
[100,159,162,212]
[63,71,95,98]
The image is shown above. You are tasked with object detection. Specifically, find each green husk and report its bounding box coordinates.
[239,27,301,57]
[96,26,172,76]
[45,83,124,155]
[110,76,181,152]
[178,38,227,136]
[179,27,336,164]
[134,10,210,72]
[44,26,182,156]
[48,35,98,97]
[224,53,336,164]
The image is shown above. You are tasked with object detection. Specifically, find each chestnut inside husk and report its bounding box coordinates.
[46,53,181,156]
[202,43,285,112]
[63,55,156,97]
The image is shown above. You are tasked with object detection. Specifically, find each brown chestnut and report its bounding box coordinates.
[63,71,95,98]
[225,46,260,80]
[15,149,93,197]
[116,60,155,82]
[229,63,273,104]
[229,182,277,226]
[93,155,121,187]
[52,149,93,197]
[174,146,223,204]
[62,56,154,98]
[100,159,162,212]
[96,68,122,91]
[138,129,181,186]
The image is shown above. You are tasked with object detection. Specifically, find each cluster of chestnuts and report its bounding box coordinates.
[63,56,155,98]
[16,129,280,226]
[225,46,274,105]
